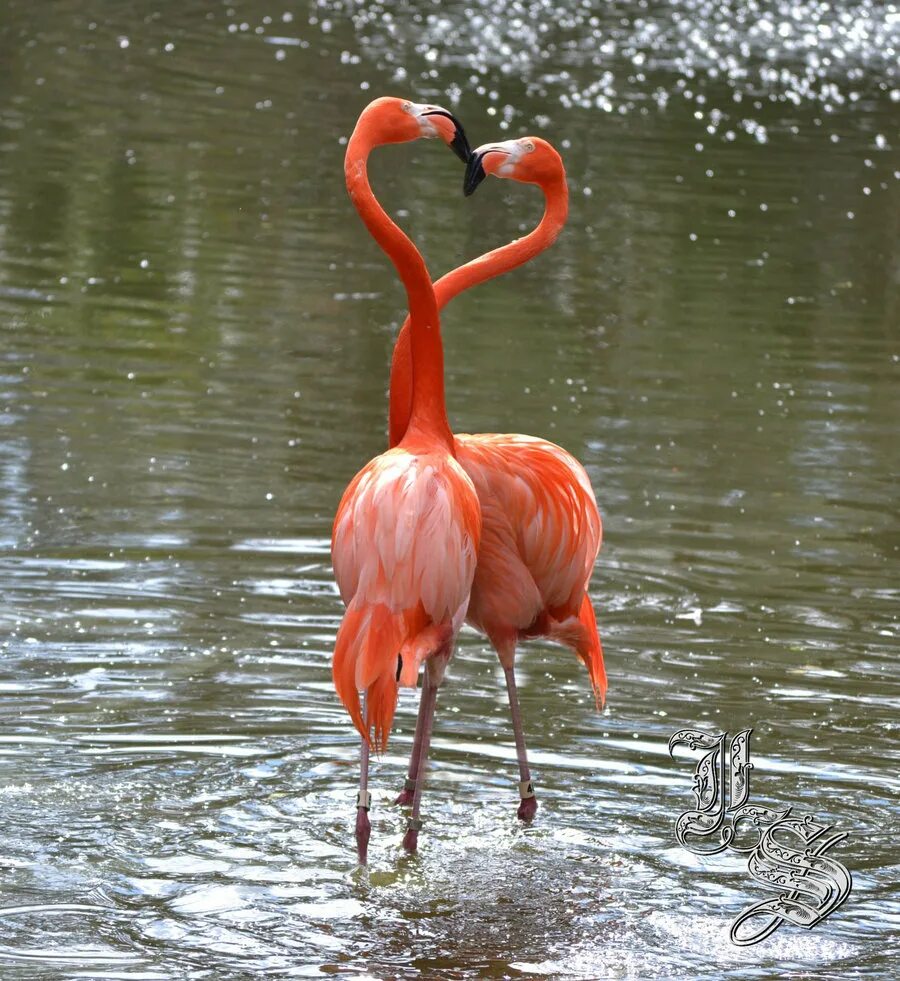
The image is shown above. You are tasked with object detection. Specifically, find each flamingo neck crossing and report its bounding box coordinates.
[345,118,453,450]
[388,173,569,447]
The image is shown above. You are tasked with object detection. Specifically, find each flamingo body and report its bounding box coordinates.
[456,433,606,701]
[332,444,481,750]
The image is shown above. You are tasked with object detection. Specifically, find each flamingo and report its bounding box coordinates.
[388,137,606,822]
[332,97,481,861]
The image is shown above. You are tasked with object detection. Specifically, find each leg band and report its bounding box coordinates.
[356,790,372,811]
[403,778,416,793]
[519,780,535,800]
[406,817,423,832]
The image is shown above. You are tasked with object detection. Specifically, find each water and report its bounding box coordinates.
[1,1,898,977]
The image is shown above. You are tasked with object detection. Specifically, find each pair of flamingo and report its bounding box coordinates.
[331,97,606,862]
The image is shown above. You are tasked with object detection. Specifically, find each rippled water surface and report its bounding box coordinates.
[1,1,898,978]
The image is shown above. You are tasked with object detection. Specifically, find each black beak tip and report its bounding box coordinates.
[422,108,472,164]
[449,128,471,164]
[463,156,487,197]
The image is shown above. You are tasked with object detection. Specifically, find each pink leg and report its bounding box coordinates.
[503,664,537,822]
[394,684,428,806]
[401,652,449,853]
[355,694,372,863]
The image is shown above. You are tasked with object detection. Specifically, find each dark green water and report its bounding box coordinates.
[1,1,898,978]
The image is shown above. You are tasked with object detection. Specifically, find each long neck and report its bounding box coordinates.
[345,122,453,449]
[388,174,568,447]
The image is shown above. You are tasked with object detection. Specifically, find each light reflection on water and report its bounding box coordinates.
[1,0,898,977]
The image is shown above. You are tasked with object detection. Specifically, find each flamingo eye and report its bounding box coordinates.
[402,101,412,113]
[523,140,535,153]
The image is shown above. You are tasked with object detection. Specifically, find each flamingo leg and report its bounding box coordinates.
[401,651,449,853]
[355,694,372,863]
[503,664,537,821]
[394,685,428,806]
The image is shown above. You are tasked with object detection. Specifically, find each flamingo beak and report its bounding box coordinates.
[464,147,509,196]
[421,109,471,163]
[463,150,488,196]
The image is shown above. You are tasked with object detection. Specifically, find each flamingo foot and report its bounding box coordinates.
[355,807,371,864]
[402,817,422,854]
[394,778,416,806]
[517,795,538,822]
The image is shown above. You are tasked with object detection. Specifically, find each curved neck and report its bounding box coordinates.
[345,120,452,448]
[389,174,568,447]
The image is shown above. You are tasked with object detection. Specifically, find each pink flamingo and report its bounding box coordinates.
[332,98,480,861]
[389,137,606,822]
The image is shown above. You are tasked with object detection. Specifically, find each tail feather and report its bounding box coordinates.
[543,593,607,709]
[576,593,607,709]
[366,669,400,752]
[332,603,407,751]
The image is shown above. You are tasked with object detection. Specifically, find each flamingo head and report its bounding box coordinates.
[463,136,563,195]
[360,97,471,162]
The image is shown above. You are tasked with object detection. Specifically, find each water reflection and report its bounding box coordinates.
[1,0,898,977]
